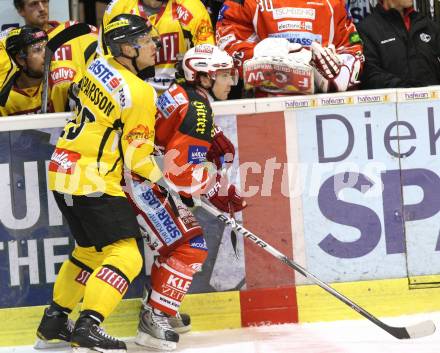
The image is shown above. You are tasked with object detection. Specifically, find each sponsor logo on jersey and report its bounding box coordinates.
[48,147,81,174]
[189,235,208,250]
[49,67,76,85]
[88,58,123,93]
[75,269,91,285]
[80,76,116,117]
[157,91,178,118]
[420,33,431,43]
[188,145,207,164]
[217,4,229,22]
[190,263,202,271]
[96,266,128,294]
[349,32,362,44]
[117,87,131,108]
[156,32,179,65]
[125,124,154,146]
[53,44,72,61]
[138,187,183,246]
[272,7,316,20]
[162,274,191,302]
[217,33,236,50]
[173,3,193,25]
[196,19,214,42]
[277,20,312,31]
[192,100,209,134]
[174,92,188,105]
[269,32,322,46]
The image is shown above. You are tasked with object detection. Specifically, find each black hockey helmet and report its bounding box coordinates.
[6,25,48,62]
[104,14,154,57]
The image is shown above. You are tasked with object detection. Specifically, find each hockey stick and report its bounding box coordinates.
[199,199,436,340]
[41,22,92,113]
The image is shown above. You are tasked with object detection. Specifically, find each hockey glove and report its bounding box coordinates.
[311,42,363,93]
[205,173,246,213]
[206,127,235,170]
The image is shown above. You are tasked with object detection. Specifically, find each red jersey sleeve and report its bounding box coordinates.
[215,0,258,74]
[332,0,363,55]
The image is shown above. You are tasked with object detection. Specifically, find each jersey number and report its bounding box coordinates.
[62,95,96,140]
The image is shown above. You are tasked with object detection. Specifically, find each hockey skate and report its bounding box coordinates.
[135,303,179,351]
[70,316,127,353]
[169,311,191,334]
[34,308,74,349]
[142,287,192,334]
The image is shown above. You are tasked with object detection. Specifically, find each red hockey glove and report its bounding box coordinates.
[205,173,246,213]
[206,128,235,170]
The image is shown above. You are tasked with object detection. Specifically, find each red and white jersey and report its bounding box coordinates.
[155,83,215,196]
[216,0,362,74]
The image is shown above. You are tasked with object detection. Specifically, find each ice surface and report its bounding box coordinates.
[1,312,438,353]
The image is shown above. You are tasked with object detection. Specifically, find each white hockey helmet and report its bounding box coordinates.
[182,44,238,85]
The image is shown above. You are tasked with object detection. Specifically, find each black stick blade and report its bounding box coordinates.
[47,23,91,52]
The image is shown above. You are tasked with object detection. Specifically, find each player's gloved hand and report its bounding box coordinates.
[206,127,235,170]
[311,42,341,80]
[205,173,246,213]
[311,42,364,93]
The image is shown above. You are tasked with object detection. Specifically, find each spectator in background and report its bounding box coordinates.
[216,0,364,98]
[201,0,224,27]
[101,0,215,93]
[357,0,440,89]
[14,0,53,31]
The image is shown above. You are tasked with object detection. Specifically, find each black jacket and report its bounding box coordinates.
[357,5,440,89]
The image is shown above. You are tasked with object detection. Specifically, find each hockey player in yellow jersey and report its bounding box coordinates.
[0,28,16,90]
[0,0,98,113]
[0,24,93,115]
[101,0,214,92]
[0,26,48,116]
[35,14,160,353]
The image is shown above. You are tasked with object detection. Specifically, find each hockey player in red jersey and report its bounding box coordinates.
[124,43,246,351]
[216,0,364,95]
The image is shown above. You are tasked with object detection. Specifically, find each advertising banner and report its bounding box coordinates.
[396,89,440,280]
[0,126,245,308]
[290,93,410,283]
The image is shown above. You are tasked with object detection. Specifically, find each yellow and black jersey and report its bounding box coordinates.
[0,84,42,116]
[0,28,17,90]
[0,21,98,115]
[47,21,98,112]
[101,0,214,91]
[0,76,84,116]
[48,55,161,196]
